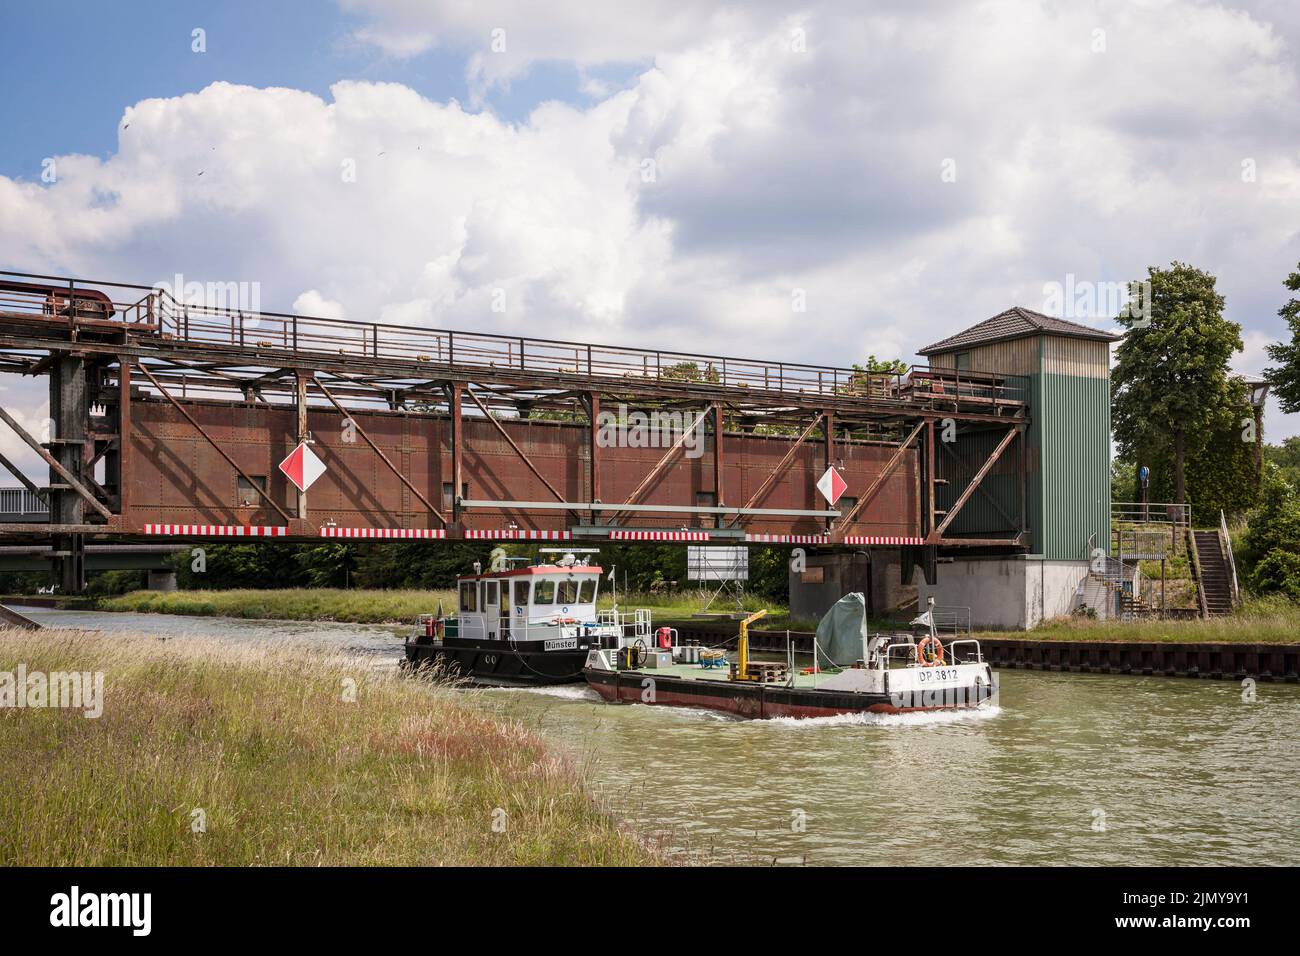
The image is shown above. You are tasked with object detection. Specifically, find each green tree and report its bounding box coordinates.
[294,543,357,588]
[1264,437,1300,489]
[1239,464,1300,598]
[855,355,909,374]
[1112,377,1259,523]
[1111,263,1243,504]
[1264,263,1300,412]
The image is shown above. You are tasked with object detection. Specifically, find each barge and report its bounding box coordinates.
[582,603,996,719]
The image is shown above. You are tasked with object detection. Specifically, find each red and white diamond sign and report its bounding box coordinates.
[279,441,326,493]
[816,465,847,506]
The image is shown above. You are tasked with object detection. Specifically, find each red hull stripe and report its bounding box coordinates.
[320,527,446,539]
[464,529,572,540]
[143,524,287,537]
[609,530,711,541]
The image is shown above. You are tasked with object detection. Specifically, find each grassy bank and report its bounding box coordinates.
[979,596,1300,644]
[95,586,802,627]
[0,629,654,866]
[98,588,453,624]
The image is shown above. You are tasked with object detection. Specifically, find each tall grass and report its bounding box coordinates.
[0,629,654,866]
[998,595,1300,643]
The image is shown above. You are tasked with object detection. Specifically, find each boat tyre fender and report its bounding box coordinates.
[918,636,945,666]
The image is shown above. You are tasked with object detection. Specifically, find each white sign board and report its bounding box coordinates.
[687,546,749,582]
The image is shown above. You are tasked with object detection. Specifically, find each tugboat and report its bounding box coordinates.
[582,596,996,719]
[403,549,665,686]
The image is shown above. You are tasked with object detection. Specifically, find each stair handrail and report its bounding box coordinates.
[1219,509,1240,609]
[1188,527,1208,619]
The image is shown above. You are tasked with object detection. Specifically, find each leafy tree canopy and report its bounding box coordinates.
[1111,262,1243,502]
[1264,263,1300,413]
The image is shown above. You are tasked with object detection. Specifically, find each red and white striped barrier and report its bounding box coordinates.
[744,533,831,544]
[143,524,287,537]
[320,527,445,539]
[464,529,572,540]
[609,530,711,541]
[841,535,925,545]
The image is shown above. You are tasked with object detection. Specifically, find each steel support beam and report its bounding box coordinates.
[833,418,926,533]
[0,449,48,506]
[713,401,725,509]
[928,425,1019,542]
[314,377,447,528]
[458,498,840,517]
[465,385,579,523]
[926,419,936,536]
[824,410,835,532]
[939,432,1020,531]
[449,383,463,525]
[606,409,709,526]
[114,356,132,516]
[295,371,309,522]
[586,392,601,526]
[0,405,110,520]
[135,362,293,523]
[726,412,823,527]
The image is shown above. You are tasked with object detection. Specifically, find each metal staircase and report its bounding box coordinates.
[1088,553,1152,620]
[1190,519,1238,617]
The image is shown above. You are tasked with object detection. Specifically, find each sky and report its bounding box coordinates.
[1,0,1299,481]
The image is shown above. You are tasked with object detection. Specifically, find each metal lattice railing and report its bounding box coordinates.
[0,270,1030,410]
[0,487,49,515]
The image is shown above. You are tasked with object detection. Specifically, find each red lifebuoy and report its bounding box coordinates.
[918,636,944,666]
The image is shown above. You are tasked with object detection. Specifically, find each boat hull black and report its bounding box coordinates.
[403,636,590,686]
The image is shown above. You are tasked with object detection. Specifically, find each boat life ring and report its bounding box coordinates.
[917,636,945,666]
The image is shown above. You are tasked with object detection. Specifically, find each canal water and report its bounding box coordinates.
[18,607,1300,866]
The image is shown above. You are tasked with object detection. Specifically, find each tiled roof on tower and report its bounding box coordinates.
[918,307,1121,356]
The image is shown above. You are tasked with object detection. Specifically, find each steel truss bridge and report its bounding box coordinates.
[0,270,1031,591]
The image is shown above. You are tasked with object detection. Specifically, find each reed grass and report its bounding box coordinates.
[0,628,655,866]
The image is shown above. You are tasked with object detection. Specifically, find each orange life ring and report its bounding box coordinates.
[918,636,944,666]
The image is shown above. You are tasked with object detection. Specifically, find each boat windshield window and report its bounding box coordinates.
[459,581,477,613]
[578,579,596,603]
[535,579,556,604]
[513,580,530,609]
[557,580,579,604]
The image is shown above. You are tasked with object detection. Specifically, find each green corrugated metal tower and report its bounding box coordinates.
[920,307,1120,560]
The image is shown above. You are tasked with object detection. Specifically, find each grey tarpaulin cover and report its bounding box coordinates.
[813,592,872,668]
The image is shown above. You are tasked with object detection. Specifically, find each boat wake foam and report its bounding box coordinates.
[482,684,600,701]
[764,705,1003,729]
